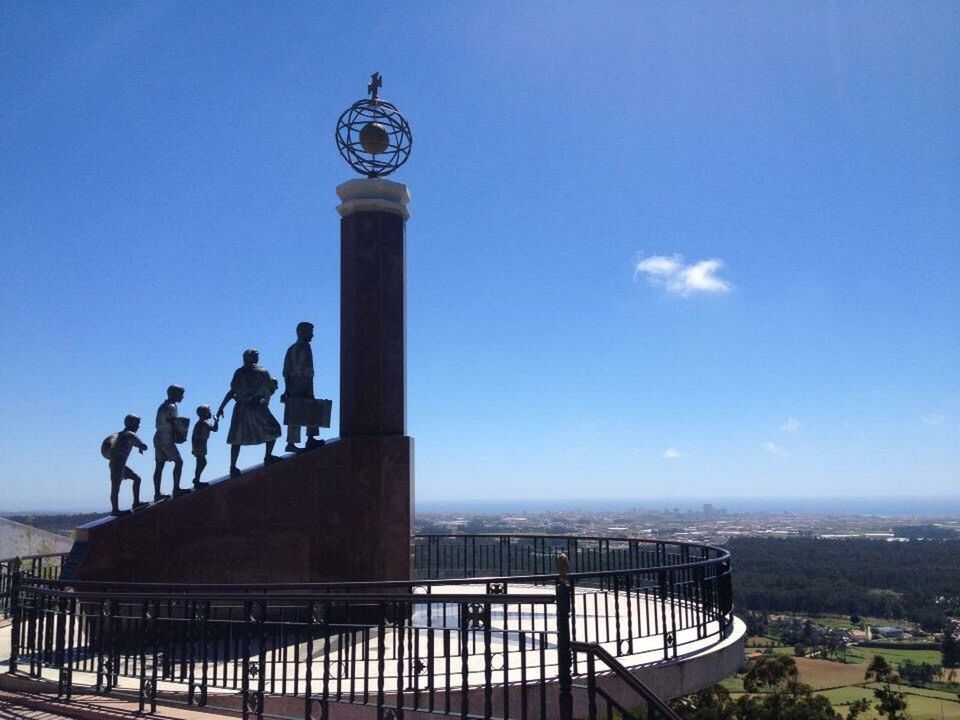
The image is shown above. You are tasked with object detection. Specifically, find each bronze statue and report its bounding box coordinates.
[153,384,188,500]
[217,349,282,476]
[367,71,382,100]
[102,414,148,516]
[191,404,219,487]
[282,321,324,453]
[336,73,412,178]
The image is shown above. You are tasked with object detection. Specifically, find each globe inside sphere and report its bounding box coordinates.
[359,122,390,155]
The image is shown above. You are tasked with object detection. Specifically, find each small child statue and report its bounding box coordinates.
[191,404,220,488]
[102,414,149,516]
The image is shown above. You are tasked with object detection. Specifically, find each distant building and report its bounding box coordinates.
[0,516,73,559]
[703,504,715,516]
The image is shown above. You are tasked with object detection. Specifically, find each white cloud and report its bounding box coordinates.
[921,414,944,425]
[663,448,682,460]
[764,442,788,457]
[781,417,800,432]
[634,254,732,297]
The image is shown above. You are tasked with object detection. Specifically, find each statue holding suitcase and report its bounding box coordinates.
[282,322,329,453]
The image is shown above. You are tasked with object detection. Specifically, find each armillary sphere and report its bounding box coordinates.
[335,72,412,178]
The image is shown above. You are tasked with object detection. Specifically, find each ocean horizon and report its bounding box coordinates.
[5,495,960,520]
[416,495,960,518]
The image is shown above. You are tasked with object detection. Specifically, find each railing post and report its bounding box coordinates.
[7,557,22,674]
[719,558,732,634]
[585,651,597,720]
[556,580,573,720]
[54,593,67,696]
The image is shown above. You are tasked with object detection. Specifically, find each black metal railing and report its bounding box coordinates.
[571,641,681,720]
[413,535,724,583]
[2,553,65,619]
[2,534,734,720]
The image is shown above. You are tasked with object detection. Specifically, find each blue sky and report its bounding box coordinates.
[1,2,957,512]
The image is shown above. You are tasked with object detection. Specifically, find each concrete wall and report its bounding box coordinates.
[0,517,73,559]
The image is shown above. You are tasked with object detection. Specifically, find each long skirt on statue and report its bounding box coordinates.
[227,401,281,446]
[226,365,282,446]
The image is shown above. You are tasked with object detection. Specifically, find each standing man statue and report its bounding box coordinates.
[217,349,282,476]
[282,321,324,453]
[153,384,187,500]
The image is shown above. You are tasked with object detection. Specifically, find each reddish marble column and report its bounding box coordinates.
[337,178,410,437]
[66,179,416,585]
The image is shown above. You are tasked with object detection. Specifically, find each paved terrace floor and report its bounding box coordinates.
[0,689,240,720]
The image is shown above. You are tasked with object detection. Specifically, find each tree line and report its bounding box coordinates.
[723,537,960,631]
[671,654,914,720]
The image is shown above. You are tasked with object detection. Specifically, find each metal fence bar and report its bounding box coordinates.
[4,536,733,720]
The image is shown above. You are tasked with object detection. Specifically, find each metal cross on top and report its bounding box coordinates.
[367,72,382,101]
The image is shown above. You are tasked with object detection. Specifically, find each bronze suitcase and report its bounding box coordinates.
[283,398,332,428]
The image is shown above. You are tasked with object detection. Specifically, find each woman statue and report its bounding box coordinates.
[217,349,282,476]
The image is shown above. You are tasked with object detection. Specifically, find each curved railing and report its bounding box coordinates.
[2,535,733,720]
[1,553,65,619]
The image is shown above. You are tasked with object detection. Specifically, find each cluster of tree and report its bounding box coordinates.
[725,537,960,631]
[671,655,851,720]
[743,611,769,637]
[757,617,852,662]
[944,621,960,668]
[864,655,909,719]
[755,613,960,680]
[670,655,908,720]
[797,632,851,663]
[895,659,941,686]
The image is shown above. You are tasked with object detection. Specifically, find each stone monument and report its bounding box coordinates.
[66,74,415,584]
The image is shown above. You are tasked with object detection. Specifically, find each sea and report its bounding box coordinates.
[416,496,960,518]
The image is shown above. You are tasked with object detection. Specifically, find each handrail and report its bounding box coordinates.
[571,640,682,720]
[3,534,733,720]
[5,532,730,589]
[0,552,69,564]
[17,586,557,604]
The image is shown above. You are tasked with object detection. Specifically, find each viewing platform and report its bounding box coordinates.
[2,535,744,719]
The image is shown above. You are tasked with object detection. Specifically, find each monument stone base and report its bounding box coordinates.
[67,437,413,584]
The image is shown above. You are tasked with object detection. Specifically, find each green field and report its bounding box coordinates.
[721,649,960,719]
[745,635,779,647]
[748,640,943,668]
[892,694,960,720]
[817,685,875,705]
[794,657,871,690]
[811,615,894,630]
[719,676,744,692]
[866,683,960,701]
[845,645,943,666]
[817,686,960,720]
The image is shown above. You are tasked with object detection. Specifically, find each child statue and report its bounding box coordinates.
[191,404,219,488]
[153,384,188,499]
[102,414,149,516]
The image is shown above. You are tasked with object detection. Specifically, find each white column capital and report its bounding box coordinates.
[336,178,410,220]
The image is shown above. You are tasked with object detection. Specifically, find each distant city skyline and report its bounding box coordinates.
[1,3,957,511]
